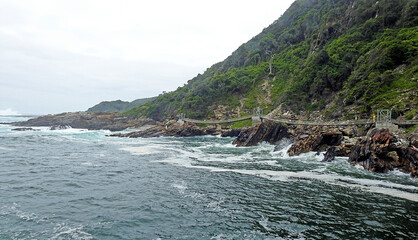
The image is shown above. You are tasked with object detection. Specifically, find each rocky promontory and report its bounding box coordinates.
[230,120,417,177]
[349,129,418,177]
[12,112,156,131]
[109,119,242,138]
[232,120,289,147]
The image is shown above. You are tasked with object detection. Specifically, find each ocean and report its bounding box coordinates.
[1,116,417,239]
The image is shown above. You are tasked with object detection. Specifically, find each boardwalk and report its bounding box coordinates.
[261,116,374,126]
[182,115,418,127]
[391,120,418,126]
[183,116,252,124]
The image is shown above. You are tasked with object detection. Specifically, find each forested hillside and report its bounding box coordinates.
[125,0,418,121]
[87,97,155,112]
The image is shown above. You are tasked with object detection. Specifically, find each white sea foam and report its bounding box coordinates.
[1,203,45,223]
[258,216,271,232]
[389,169,413,177]
[81,162,102,167]
[50,224,92,240]
[271,139,293,158]
[160,158,418,202]
[51,128,89,134]
[120,146,161,155]
[259,160,282,167]
[0,146,13,151]
[206,197,225,212]
[123,137,418,202]
[172,182,188,194]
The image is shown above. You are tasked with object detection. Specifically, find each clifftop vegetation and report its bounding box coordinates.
[125,0,418,121]
[87,97,155,113]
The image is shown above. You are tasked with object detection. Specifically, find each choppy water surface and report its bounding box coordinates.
[1,116,417,239]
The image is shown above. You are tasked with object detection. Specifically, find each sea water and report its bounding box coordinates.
[0,116,417,239]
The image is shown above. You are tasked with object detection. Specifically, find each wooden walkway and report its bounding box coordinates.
[261,117,374,126]
[182,115,418,127]
[183,116,252,124]
[391,120,418,126]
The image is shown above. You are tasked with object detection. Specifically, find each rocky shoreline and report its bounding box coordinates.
[12,112,418,177]
[110,118,417,177]
[108,119,241,138]
[11,112,156,131]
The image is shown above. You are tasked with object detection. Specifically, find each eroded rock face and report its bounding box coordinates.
[349,129,418,177]
[117,121,205,138]
[233,120,288,147]
[221,129,242,138]
[110,120,243,138]
[50,125,71,130]
[287,132,342,156]
[323,147,336,162]
[12,112,156,131]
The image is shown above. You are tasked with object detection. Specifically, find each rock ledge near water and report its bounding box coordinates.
[108,120,242,138]
[349,129,418,177]
[12,112,156,131]
[230,119,417,177]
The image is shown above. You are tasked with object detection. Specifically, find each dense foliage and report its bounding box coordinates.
[87,97,155,113]
[125,0,418,121]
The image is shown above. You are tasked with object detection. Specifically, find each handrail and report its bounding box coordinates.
[182,115,417,127]
[183,116,252,124]
[261,117,374,126]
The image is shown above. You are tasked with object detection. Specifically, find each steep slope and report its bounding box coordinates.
[87,97,155,112]
[125,0,418,121]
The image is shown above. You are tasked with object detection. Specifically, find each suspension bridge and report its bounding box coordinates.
[178,108,418,128]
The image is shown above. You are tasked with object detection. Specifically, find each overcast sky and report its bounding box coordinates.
[0,0,294,115]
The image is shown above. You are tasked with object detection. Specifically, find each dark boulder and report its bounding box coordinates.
[221,128,242,137]
[233,121,289,147]
[349,130,418,177]
[398,135,418,177]
[178,123,205,137]
[287,132,342,156]
[322,147,336,162]
[112,121,205,138]
[50,125,71,130]
[11,127,38,131]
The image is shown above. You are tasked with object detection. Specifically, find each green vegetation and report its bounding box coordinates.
[405,125,418,134]
[125,0,418,121]
[87,97,155,113]
[230,119,252,129]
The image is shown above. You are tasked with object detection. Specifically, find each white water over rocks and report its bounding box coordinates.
[1,116,417,239]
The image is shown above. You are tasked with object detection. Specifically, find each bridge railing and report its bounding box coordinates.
[391,120,418,126]
[183,115,252,125]
[182,115,416,127]
[261,117,375,126]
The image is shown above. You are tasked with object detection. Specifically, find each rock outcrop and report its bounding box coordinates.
[233,120,289,147]
[50,125,71,130]
[349,129,418,177]
[11,127,39,131]
[12,112,156,131]
[221,128,242,138]
[116,121,205,138]
[110,120,243,138]
[322,147,336,162]
[287,132,342,156]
